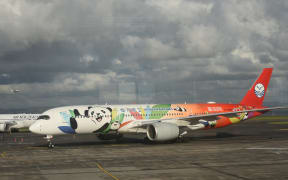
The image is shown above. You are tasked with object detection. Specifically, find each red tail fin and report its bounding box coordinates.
[240,68,273,107]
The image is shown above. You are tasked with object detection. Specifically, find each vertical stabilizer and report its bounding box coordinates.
[240,68,273,107]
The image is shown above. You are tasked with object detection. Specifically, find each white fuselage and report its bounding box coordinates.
[0,114,41,131]
[29,104,191,135]
[28,103,265,137]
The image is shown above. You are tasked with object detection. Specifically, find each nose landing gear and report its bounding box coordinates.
[44,135,54,148]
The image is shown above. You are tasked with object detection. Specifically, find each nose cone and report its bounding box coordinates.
[29,121,41,134]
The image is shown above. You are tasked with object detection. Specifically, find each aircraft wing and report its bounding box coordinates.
[0,121,17,125]
[0,121,17,132]
[178,106,288,121]
[131,106,288,129]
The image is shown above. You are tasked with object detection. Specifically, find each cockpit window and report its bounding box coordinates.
[37,115,50,120]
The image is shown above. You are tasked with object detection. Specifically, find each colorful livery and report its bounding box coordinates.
[29,68,287,147]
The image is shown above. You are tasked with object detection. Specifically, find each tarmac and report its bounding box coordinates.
[1,117,288,180]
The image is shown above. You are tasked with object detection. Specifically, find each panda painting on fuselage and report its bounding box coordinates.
[59,106,112,134]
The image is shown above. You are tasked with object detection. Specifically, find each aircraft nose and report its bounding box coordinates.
[29,121,41,134]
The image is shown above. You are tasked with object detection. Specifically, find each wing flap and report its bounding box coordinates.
[179,106,288,121]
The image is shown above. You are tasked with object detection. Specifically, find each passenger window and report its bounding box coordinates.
[37,115,50,120]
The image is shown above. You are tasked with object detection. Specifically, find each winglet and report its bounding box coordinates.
[240,68,273,107]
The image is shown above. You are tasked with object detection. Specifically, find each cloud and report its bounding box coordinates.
[79,54,99,65]
[0,0,287,110]
[231,42,259,64]
[0,1,64,55]
[121,36,180,60]
[178,25,223,58]
[222,1,279,38]
[112,59,122,65]
[146,0,213,23]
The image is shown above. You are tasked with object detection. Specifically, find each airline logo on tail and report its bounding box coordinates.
[254,83,265,98]
[240,68,273,107]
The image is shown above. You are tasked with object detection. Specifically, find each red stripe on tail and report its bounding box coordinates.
[240,68,273,107]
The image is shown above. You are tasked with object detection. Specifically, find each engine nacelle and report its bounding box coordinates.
[0,123,7,132]
[147,123,179,141]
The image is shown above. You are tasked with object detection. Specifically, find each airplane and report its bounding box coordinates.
[9,88,21,94]
[0,114,42,132]
[29,68,287,148]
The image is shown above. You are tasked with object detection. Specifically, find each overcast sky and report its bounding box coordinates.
[0,0,287,112]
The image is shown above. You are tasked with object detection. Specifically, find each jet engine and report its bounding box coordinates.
[147,122,179,141]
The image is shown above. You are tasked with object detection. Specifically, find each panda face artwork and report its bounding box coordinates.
[59,107,113,134]
[88,108,110,124]
[173,106,187,112]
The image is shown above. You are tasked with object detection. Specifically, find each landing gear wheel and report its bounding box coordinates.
[178,131,188,143]
[177,136,185,143]
[144,137,154,144]
[44,135,55,148]
[48,142,55,148]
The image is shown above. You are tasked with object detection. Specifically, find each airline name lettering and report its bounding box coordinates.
[13,115,39,119]
[120,108,170,113]
[207,107,223,112]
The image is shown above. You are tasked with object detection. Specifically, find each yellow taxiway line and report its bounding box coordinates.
[0,152,6,158]
[96,162,120,180]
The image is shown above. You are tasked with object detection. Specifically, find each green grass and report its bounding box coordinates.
[268,122,288,125]
[250,116,288,121]
[14,128,30,133]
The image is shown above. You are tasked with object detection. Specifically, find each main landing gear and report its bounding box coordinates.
[44,135,55,148]
[177,131,188,143]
